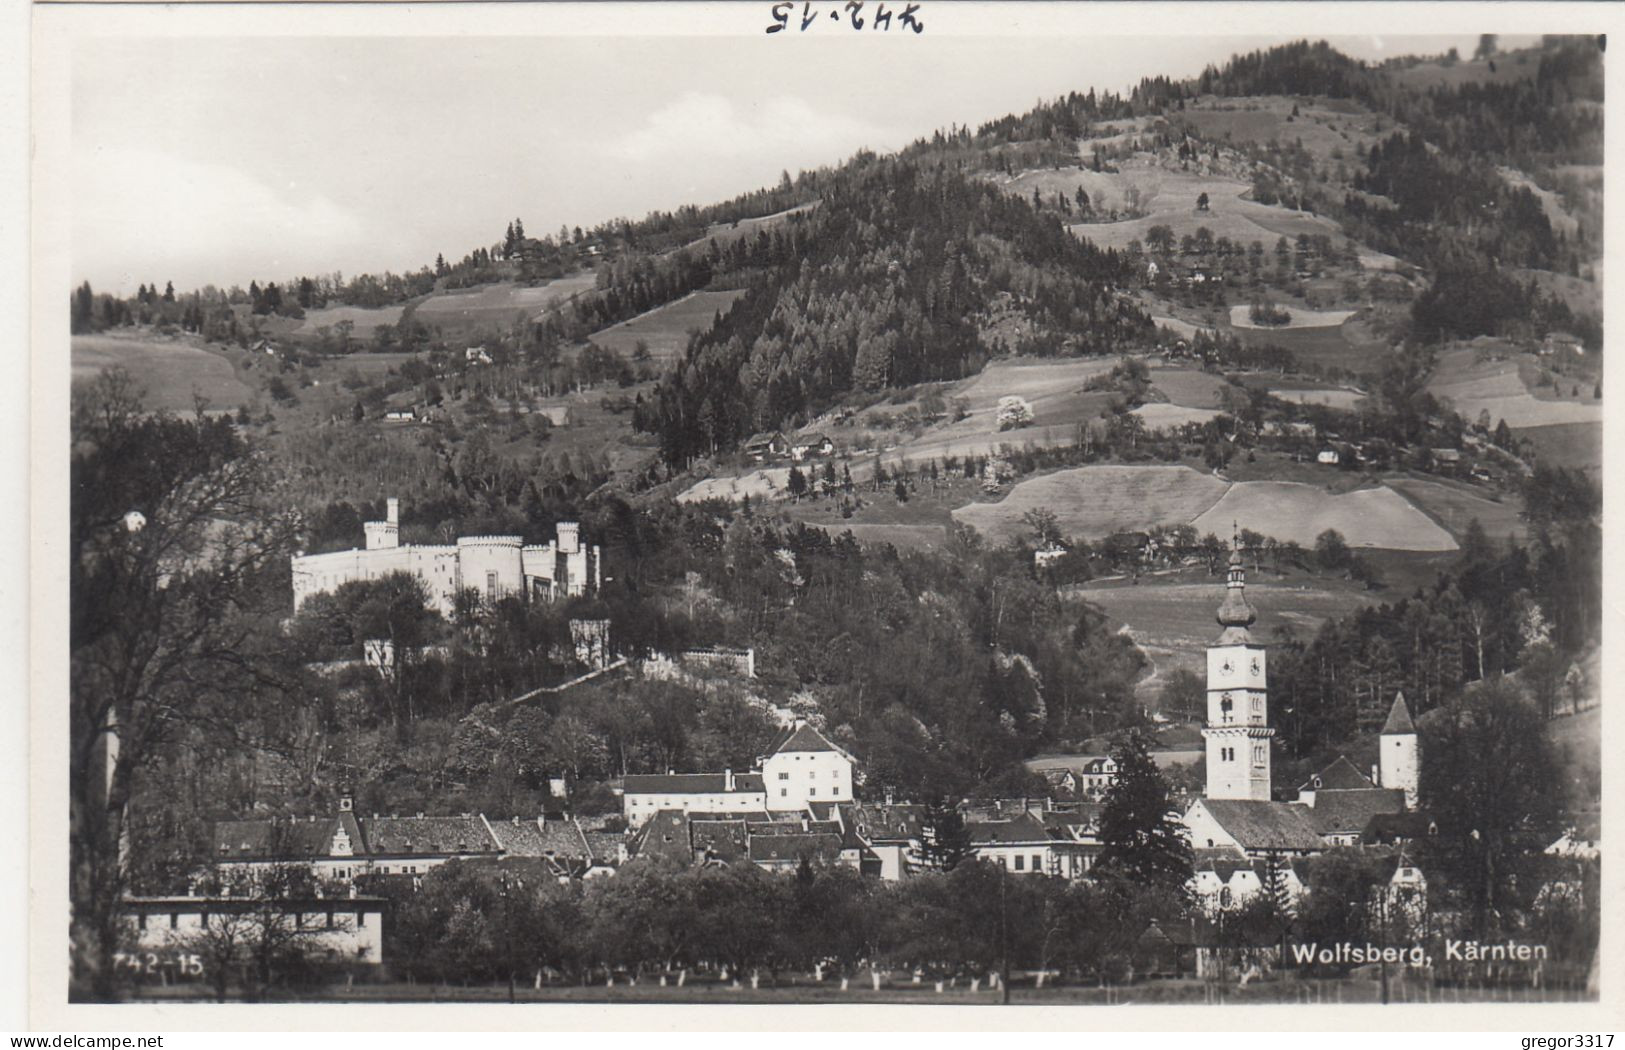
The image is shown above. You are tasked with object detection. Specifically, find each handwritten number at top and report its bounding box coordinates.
[766,2,924,33]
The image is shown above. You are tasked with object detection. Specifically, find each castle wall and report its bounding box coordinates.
[455,537,526,604]
[291,513,597,615]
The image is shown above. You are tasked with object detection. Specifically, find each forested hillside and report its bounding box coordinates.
[635,156,1147,466]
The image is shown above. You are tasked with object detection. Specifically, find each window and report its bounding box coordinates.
[832,786,840,797]
[778,772,789,780]
[138,914,148,930]
[326,910,336,929]
[1014,855,1025,871]
[357,911,366,928]
[808,770,816,779]
[1032,854,1042,871]
[809,787,817,797]
[486,571,497,603]
[166,912,177,930]
[780,789,788,797]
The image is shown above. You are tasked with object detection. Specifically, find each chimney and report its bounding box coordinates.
[801,817,809,832]
[1372,764,1381,788]
[724,768,735,791]
[884,786,895,806]
[387,498,399,525]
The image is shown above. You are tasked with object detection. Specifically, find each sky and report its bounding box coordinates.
[69,30,1530,296]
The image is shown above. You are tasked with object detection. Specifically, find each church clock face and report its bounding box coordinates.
[1249,658,1261,677]
[1221,658,1234,675]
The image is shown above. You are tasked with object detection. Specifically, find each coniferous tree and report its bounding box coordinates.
[919,796,973,872]
[1095,730,1192,894]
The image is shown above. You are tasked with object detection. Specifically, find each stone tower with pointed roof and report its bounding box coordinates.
[1379,692,1419,810]
[1204,540,1274,801]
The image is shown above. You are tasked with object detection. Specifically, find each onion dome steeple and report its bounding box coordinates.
[1215,526,1256,643]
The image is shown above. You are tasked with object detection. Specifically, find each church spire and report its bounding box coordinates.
[1215,527,1256,642]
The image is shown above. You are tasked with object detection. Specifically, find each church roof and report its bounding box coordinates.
[1381,693,1416,735]
[1305,788,1406,836]
[1297,755,1376,794]
[1196,799,1326,852]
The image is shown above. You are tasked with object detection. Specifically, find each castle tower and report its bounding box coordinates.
[1203,541,1274,800]
[1379,691,1419,810]
[363,498,400,551]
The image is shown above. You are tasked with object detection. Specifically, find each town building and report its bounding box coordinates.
[208,797,608,884]
[290,499,601,616]
[621,771,768,826]
[123,893,387,968]
[621,720,855,827]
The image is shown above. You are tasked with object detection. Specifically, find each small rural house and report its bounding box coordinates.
[744,431,789,461]
[465,346,494,365]
[789,434,835,461]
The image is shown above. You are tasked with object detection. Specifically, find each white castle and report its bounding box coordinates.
[291,498,602,616]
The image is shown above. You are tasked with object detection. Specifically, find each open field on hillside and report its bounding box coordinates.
[1230,321,1384,375]
[1510,268,1601,316]
[1268,387,1364,409]
[1392,49,1541,91]
[678,203,818,255]
[952,465,1229,545]
[295,303,407,337]
[1516,421,1602,473]
[1132,403,1222,429]
[800,521,950,552]
[72,334,253,412]
[586,289,746,364]
[1150,315,1216,341]
[678,468,793,504]
[1426,349,1602,429]
[1072,575,1379,693]
[1148,367,1229,408]
[1176,96,1389,158]
[1498,166,1581,238]
[1229,305,1356,330]
[414,274,598,329]
[1191,481,1458,551]
[871,357,1121,465]
[1385,476,1526,543]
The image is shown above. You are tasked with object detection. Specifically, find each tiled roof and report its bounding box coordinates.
[690,820,749,863]
[1381,693,1416,735]
[1198,800,1327,852]
[623,773,765,794]
[966,813,1051,845]
[851,804,925,842]
[486,816,593,860]
[580,829,626,866]
[485,816,550,856]
[766,722,844,756]
[360,815,501,856]
[1297,755,1376,793]
[1307,789,1405,835]
[212,814,361,860]
[747,832,841,865]
[629,810,695,864]
[746,819,841,838]
[1362,811,1437,844]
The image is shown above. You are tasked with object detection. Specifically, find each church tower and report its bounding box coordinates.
[1379,691,1419,810]
[1203,541,1274,800]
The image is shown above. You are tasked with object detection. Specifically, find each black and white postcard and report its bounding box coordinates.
[22,0,1623,1033]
